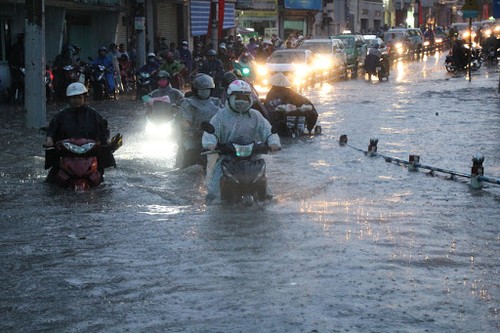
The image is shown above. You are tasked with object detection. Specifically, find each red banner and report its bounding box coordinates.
[218,0,225,40]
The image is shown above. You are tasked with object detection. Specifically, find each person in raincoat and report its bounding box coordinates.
[264,72,318,134]
[93,47,116,96]
[202,80,281,202]
[176,73,223,170]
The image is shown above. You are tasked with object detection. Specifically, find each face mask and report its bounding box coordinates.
[197,89,211,99]
[229,95,252,114]
[158,79,169,88]
[148,58,155,63]
[183,46,188,50]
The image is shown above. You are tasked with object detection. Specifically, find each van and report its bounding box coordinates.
[298,38,348,79]
[330,34,367,76]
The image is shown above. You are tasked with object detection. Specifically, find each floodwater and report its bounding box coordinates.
[1,53,499,332]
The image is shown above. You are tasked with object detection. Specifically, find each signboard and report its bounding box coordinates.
[462,10,478,18]
[134,17,145,30]
[284,0,322,11]
[236,0,253,10]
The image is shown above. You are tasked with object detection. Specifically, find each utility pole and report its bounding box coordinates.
[25,0,46,129]
[135,0,146,70]
[211,0,218,50]
[278,0,284,40]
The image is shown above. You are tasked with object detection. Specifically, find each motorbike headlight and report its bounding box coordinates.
[424,41,430,46]
[233,143,254,157]
[63,141,95,154]
[435,38,443,43]
[395,42,403,49]
[242,67,251,76]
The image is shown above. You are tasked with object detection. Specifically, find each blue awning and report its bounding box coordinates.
[191,1,236,37]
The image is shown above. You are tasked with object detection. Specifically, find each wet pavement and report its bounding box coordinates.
[0,52,499,332]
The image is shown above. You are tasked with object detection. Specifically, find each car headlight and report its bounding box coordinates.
[257,66,268,76]
[395,42,403,49]
[435,38,443,43]
[423,41,430,46]
[294,64,307,78]
[314,55,331,69]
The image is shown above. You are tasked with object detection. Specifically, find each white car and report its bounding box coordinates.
[255,49,317,90]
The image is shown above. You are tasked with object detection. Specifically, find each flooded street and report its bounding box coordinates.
[1,53,499,332]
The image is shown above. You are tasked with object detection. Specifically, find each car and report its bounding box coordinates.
[255,49,317,90]
[383,29,409,58]
[383,28,424,57]
[363,35,389,55]
[330,33,367,77]
[297,38,348,80]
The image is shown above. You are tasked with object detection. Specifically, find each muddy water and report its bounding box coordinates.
[1,53,499,332]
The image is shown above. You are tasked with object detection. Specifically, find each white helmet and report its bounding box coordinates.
[147,52,156,58]
[227,80,253,114]
[66,82,88,97]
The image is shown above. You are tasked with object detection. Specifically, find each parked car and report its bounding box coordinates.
[363,35,389,55]
[297,38,348,80]
[330,33,367,77]
[255,49,317,90]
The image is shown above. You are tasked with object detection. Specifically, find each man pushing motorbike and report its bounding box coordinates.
[44,82,121,184]
[202,80,281,203]
[264,72,318,135]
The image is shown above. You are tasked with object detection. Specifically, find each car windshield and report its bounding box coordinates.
[336,37,354,48]
[365,39,380,47]
[384,32,405,42]
[267,51,306,64]
[298,42,332,54]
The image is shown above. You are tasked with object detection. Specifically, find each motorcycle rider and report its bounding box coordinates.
[451,38,468,70]
[159,51,185,90]
[138,52,160,77]
[93,46,116,97]
[179,40,193,85]
[52,44,75,101]
[264,72,318,134]
[44,82,116,182]
[176,73,223,170]
[199,49,224,97]
[202,79,281,202]
[146,70,184,104]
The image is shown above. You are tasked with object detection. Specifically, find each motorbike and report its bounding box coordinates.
[142,95,178,137]
[365,53,390,81]
[44,135,122,191]
[272,104,320,138]
[485,47,499,66]
[136,71,155,100]
[89,64,109,100]
[444,51,481,72]
[201,121,276,206]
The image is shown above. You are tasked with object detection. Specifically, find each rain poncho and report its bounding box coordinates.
[202,105,281,201]
[93,54,116,93]
[176,96,223,169]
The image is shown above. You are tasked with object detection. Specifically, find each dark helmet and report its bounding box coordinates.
[98,46,107,53]
[192,73,215,90]
[222,71,238,89]
[232,69,243,79]
[207,49,217,57]
[158,70,171,79]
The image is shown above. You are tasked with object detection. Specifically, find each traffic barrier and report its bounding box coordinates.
[338,135,500,189]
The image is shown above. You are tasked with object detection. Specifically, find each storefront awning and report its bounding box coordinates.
[191,1,236,37]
